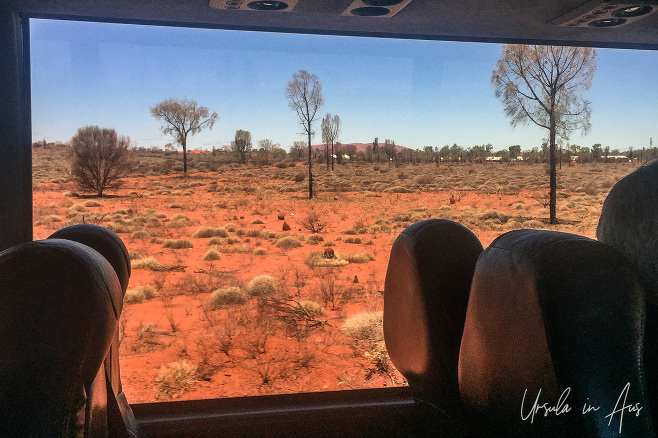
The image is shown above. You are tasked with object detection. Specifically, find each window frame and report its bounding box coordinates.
[3,6,657,435]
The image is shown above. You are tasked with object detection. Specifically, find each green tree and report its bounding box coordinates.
[69,126,135,197]
[232,129,252,164]
[492,45,596,223]
[150,98,218,175]
[508,144,522,159]
[285,70,324,199]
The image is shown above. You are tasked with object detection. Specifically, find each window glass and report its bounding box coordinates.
[30,18,658,402]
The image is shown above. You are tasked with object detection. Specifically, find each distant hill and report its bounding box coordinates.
[312,142,409,154]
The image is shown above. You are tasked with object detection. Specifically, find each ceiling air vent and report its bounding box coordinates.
[552,0,658,28]
[342,0,413,18]
[210,0,299,12]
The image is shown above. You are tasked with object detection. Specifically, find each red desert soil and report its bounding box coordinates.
[31,161,636,403]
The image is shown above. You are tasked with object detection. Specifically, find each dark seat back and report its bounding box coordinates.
[384,219,483,421]
[0,238,119,436]
[597,160,658,428]
[459,229,654,437]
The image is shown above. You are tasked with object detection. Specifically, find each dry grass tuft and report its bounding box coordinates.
[344,253,375,264]
[203,249,221,260]
[132,257,168,271]
[247,275,279,297]
[209,287,248,308]
[154,360,197,399]
[341,311,384,342]
[275,236,303,250]
[192,226,229,238]
[163,239,194,249]
[305,251,349,268]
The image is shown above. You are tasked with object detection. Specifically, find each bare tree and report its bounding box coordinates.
[492,45,596,223]
[150,98,218,175]
[291,141,306,162]
[232,129,252,164]
[258,139,273,165]
[321,113,341,171]
[69,125,135,197]
[285,70,324,198]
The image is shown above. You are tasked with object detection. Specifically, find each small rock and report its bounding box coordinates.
[282,221,291,231]
[353,275,359,284]
[323,248,335,259]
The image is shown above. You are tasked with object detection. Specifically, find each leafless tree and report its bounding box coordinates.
[69,125,135,197]
[492,45,596,223]
[232,129,252,164]
[258,139,273,165]
[321,113,341,171]
[291,141,306,162]
[285,70,324,198]
[150,98,218,175]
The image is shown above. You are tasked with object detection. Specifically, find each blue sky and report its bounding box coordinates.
[30,19,658,152]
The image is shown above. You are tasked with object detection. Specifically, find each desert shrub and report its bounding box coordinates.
[246,229,262,238]
[224,223,238,232]
[522,220,545,229]
[35,214,61,226]
[275,236,303,250]
[207,237,226,246]
[416,174,435,185]
[210,287,248,308]
[252,218,265,225]
[345,252,375,263]
[344,237,362,244]
[70,203,88,212]
[293,172,306,182]
[203,249,221,260]
[124,289,146,304]
[192,226,228,238]
[154,360,197,399]
[341,311,384,342]
[132,257,168,271]
[69,126,135,196]
[305,251,349,268]
[298,300,324,317]
[504,220,523,230]
[307,234,324,244]
[84,200,101,207]
[219,245,252,254]
[247,275,279,297]
[163,239,193,249]
[254,247,267,256]
[131,230,151,239]
[300,209,326,233]
[167,219,188,228]
[124,285,157,304]
[478,211,509,223]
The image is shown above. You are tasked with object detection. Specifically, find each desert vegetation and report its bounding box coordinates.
[32,143,645,403]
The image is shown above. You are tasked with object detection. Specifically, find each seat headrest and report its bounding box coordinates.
[384,219,483,405]
[49,224,131,295]
[459,229,653,437]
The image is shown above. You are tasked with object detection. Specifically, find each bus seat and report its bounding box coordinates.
[459,229,654,437]
[383,219,483,429]
[0,238,121,436]
[48,224,137,437]
[597,160,658,428]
